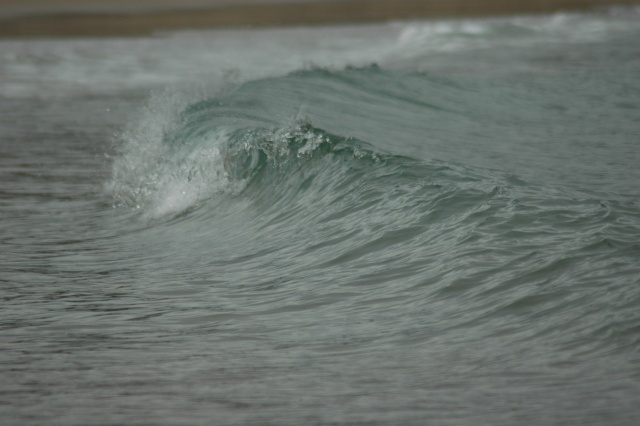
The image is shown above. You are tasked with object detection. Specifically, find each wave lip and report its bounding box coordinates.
[107,98,380,219]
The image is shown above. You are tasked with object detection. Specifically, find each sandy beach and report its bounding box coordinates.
[0,0,637,37]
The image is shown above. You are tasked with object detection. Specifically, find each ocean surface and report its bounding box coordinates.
[1,7,640,425]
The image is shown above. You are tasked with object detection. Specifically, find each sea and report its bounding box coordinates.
[1,6,639,425]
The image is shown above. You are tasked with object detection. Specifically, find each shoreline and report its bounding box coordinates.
[0,0,638,38]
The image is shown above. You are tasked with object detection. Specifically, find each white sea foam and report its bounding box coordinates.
[106,89,233,217]
[2,8,638,99]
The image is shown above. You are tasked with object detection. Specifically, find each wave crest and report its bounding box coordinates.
[107,96,379,218]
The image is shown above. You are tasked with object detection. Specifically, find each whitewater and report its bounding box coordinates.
[1,7,640,425]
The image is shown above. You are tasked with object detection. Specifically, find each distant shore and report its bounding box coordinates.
[0,0,637,38]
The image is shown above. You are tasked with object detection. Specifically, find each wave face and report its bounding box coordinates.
[3,8,640,426]
[103,65,640,422]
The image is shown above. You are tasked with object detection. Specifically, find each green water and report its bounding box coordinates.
[1,8,640,425]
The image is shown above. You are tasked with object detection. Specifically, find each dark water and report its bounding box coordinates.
[1,8,640,425]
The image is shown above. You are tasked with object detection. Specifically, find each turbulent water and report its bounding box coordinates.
[2,7,640,425]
